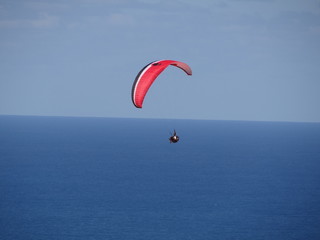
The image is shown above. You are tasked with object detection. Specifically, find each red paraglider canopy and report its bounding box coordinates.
[131,60,192,108]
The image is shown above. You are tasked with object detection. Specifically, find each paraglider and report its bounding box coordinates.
[131,60,192,108]
[131,59,192,143]
[169,130,179,143]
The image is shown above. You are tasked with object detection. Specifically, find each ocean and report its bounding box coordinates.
[1,115,320,240]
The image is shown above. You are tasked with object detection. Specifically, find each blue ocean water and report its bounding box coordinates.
[0,115,320,240]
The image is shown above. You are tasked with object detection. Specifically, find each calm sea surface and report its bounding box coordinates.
[1,115,320,240]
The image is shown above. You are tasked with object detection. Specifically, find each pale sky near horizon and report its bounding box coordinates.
[1,0,320,122]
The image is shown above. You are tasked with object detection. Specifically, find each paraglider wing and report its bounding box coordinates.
[131,60,192,108]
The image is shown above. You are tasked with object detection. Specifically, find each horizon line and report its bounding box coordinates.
[1,114,319,124]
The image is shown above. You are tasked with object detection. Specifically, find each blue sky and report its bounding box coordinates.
[1,0,320,122]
